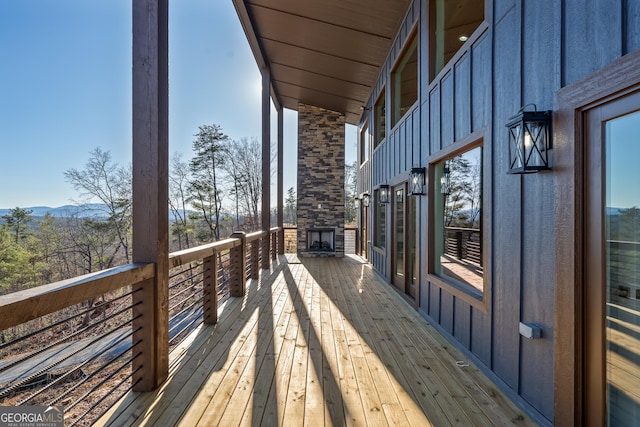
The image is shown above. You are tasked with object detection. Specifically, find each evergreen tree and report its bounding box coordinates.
[1,207,33,243]
[285,187,296,225]
[188,124,229,241]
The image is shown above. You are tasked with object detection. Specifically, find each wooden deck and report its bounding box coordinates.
[98,255,536,426]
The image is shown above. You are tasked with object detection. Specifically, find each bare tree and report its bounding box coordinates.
[345,160,357,224]
[169,152,192,249]
[64,148,132,263]
[222,137,262,230]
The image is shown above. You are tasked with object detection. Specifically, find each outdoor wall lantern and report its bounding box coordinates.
[440,164,451,196]
[506,105,552,174]
[408,167,425,196]
[379,185,390,204]
[362,193,370,207]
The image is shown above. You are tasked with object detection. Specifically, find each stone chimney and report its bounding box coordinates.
[297,103,345,257]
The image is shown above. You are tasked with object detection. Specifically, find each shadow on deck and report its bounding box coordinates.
[97,255,535,426]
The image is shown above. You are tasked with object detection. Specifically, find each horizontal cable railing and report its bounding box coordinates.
[0,227,282,426]
[0,264,153,426]
[607,240,640,309]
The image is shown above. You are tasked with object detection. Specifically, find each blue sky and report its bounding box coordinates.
[0,0,356,208]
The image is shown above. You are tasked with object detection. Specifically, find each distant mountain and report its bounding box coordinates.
[0,204,194,223]
[0,204,109,219]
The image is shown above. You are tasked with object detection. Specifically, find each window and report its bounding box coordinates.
[430,0,484,81]
[430,143,483,297]
[391,34,418,127]
[374,89,386,148]
[360,121,370,164]
[374,189,386,248]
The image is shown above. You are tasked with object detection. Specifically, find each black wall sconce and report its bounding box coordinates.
[379,185,390,204]
[362,193,370,207]
[440,163,451,196]
[408,167,425,196]
[506,104,551,174]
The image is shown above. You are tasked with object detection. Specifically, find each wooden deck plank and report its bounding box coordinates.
[243,271,295,426]
[259,265,307,427]
[303,271,328,427]
[98,255,537,427]
[330,260,436,427]
[355,278,480,425]
[282,264,314,426]
[319,274,347,426]
[215,272,293,427]
[329,260,428,425]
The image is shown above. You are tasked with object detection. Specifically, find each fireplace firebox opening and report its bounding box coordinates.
[307,229,335,252]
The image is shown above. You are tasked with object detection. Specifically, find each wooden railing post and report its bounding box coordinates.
[271,230,277,260]
[261,234,270,269]
[278,229,285,255]
[202,253,218,325]
[230,232,247,297]
[455,231,463,260]
[250,239,260,279]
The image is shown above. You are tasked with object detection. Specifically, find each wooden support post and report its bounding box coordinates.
[202,254,218,325]
[277,107,284,231]
[131,0,169,392]
[261,67,271,270]
[250,240,259,279]
[230,232,247,297]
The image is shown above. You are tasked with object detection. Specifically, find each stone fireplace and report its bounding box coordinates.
[297,104,345,257]
[307,228,335,252]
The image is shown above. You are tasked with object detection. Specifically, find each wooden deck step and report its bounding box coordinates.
[97,255,537,427]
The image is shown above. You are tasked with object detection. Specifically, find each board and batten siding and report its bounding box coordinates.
[355,0,640,424]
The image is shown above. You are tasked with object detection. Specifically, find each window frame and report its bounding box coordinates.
[373,188,387,250]
[373,89,386,149]
[427,129,488,312]
[359,120,370,165]
[428,0,486,83]
[391,31,419,128]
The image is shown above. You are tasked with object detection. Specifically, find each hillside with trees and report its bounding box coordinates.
[0,123,355,295]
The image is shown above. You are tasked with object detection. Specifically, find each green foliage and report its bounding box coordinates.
[2,207,33,243]
[0,227,35,293]
[345,160,357,224]
[285,187,297,225]
[615,206,640,242]
[188,124,229,241]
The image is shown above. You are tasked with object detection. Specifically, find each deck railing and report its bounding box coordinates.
[0,227,283,426]
[443,226,482,267]
[608,240,640,308]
